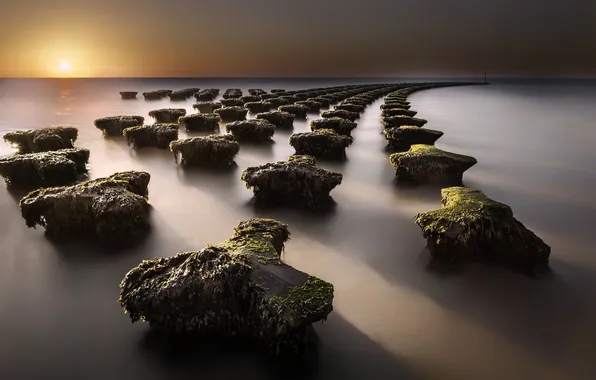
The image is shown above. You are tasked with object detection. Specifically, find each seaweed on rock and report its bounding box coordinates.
[382,116,427,128]
[223,88,243,99]
[248,89,267,96]
[334,103,366,113]
[309,97,330,108]
[381,108,418,118]
[3,126,79,153]
[241,156,342,210]
[266,97,290,107]
[149,109,187,123]
[195,89,219,101]
[416,187,551,273]
[123,124,179,149]
[179,113,221,133]
[95,116,144,137]
[244,101,273,114]
[310,117,357,137]
[278,104,309,119]
[280,95,299,104]
[260,94,279,100]
[389,144,477,185]
[170,135,239,167]
[295,100,322,113]
[256,111,295,129]
[143,91,165,100]
[19,171,151,242]
[289,129,353,160]
[214,106,248,122]
[320,110,359,122]
[193,101,223,113]
[383,126,443,150]
[120,91,138,99]
[381,103,411,111]
[226,120,275,142]
[220,98,245,107]
[271,89,286,93]
[240,95,262,104]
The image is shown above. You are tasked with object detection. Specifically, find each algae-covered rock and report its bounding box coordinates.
[120,91,138,99]
[260,94,279,100]
[271,89,286,93]
[416,187,551,272]
[20,171,151,242]
[226,120,275,142]
[321,110,359,122]
[295,100,322,113]
[381,108,417,118]
[310,117,357,137]
[334,103,366,113]
[220,98,245,107]
[256,111,295,129]
[383,126,443,150]
[215,106,248,122]
[289,129,353,160]
[193,101,223,113]
[382,102,411,110]
[123,124,179,149]
[309,97,330,108]
[0,148,90,188]
[95,116,144,137]
[266,97,290,108]
[143,91,165,100]
[390,144,477,185]
[118,218,334,352]
[241,95,262,104]
[168,90,191,101]
[244,101,273,114]
[280,95,299,104]
[241,156,342,210]
[170,134,239,167]
[195,89,220,101]
[179,113,221,133]
[223,88,242,99]
[248,89,267,96]
[287,154,317,165]
[278,104,309,119]
[383,116,427,128]
[342,97,369,106]
[3,126,78,153]
[149,108,187,123]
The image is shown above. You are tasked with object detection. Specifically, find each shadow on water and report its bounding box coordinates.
[175,163,240,198]
[238,139,275,158]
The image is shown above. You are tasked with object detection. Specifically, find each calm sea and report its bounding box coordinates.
[1,78,595,380]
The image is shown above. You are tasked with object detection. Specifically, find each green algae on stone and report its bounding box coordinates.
[179,113,221,133]
[310,117,357,137]
[265,97,290,108]
[389,144,477,185]
[416,187,551,273]
[241,156,342,210]
[334,103,366,113]
[256,111,295,129]
[240,95,262,104]
[244,101,273,114]
[0,148,90,188]
[123,124,179,149]
[308,97,330,108]
[295,100,323,113]
[149,108,187,123]
[382,102,411,111]
[214,106,248,122]
[289,129,353,160]
[220,98,245,107]
[170,134,239,167]
[118,217,334,353]
[120,91,137,99]
[3,126,79,153]
[381,108,417,118]
[278,104,309,119]
[192,101,223,113]
[383,126,443,150]
[95,115,144,137]
[19,170,150,242]
[321,109,359,122]
[225,119,275,142]
[287,154,317,166]
[382,116,427,128]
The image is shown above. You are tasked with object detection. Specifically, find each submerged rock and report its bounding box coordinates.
[382,116,427,128]
[416,187,551,273]
[123,124,179,149]
[220,98,245,107]
[241,156,342,210]
[179,113,221,133]
[266,97,290,108]
[95,116,144,137]
[20,171,151,242]
[310,117,357,137]
[381,108,417,118]
[120,91,137,99]
[0,148,90,188]
[3,126,78,153]
[280,95,299,104]
[278,104,309,119]
[240,95,262,104]
[382,102,411,110]
[149,108,187,123]
[170,135,239,167]
[271,89,286,93]
[309,97,330,108]
[143,91,166,100]
[193,101,223,113]
[215,106,248,122]
[195,89,220,101]
[168,90,192,101]
[248,88,267,96]
[244,101,273,114]
[223,88,243,99]
[320,110,359,122]
[390,144,477,185]
[290,129,353,160]
[118,218,334,353]
[256,111,295,129]
[295,100,322,113]
[226,120,275,142]
[260,94,279,100]
[383,126,443,150]
[334,103,366,113]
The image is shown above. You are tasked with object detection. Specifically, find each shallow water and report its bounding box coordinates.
[1,78,595,380]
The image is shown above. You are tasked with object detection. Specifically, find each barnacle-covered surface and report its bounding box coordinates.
[289,129,353,160]
[383,126,443,150]
[278,104,309,119]
[123,124,179,149]
[320,110,359,122]
[3,126,78,153]
[256,111,295,129]
[95,116,144,136]
[416,187,551,273]
[382,116,427,128]
[170,134,239,167]
[215,106,248,122]
[179,113,221,133]
[192,101,223,113]
[225,120,276,142]
[310,117,357,137]
[241,156,342,210]
[0,148,90,188]
[149,109,187,123]
[389,144,477,185]
[19,170,151,242]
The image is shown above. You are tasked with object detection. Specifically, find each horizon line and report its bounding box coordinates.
[1,75,595,80]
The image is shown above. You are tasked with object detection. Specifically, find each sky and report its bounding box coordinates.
[0,0,594,78]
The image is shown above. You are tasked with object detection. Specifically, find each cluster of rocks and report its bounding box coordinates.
[194,88,220,101]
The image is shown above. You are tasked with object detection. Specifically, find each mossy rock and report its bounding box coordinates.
[270,89,286,93]
[278,104,309,119]
[310,117,357,137]
[143,91,166,100]
[266,97,290,107]
[20,171,151,242]
[215,106,248,122]
[220,98,245,107]
[385,94,407,102]
[226,120,275,142]
[416,187,551,273]
[241,156,342,210]
[308,97,330,108]
[341,98,368,106]
[170,134,239,167]
[256,111,295,129]
[287,154,317,166]
[295,100,322,113]
[383,126,443,150]
[193,101,223,113]
[289,129,353,160]
[381,103,411,110]
[334,103,366,113]
[223,88,243,99]
[294,93,310,101]
[95,116,144,137]
[195,89,219,101]
[3,126,78,153]
[260,94,279,100]
[123,124,179,149]
[383,116,427,128]
[118,217,334,353]
[381,108,417,118]
[0,148,90,188]
[240,95,262,104]
[244,101,273,114]
[321,110,359,122]
[248,89,267,96]
[120,91,137,99]
[279,95,299,104]
[389,144,477,185]
[179,113,221,133]
[149,109,187,123]
[168,90,191,101]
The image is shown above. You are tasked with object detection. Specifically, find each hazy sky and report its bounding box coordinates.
[0,0,594,77]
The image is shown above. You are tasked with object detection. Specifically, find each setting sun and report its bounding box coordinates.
[58,60,72,73]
